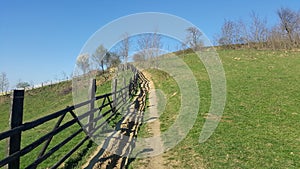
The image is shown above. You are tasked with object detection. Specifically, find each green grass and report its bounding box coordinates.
[1,49,299,168]
[0,77,114,168]
[146,69,180,133]
[143,49,300,168]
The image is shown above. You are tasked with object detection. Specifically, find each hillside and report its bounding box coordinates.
[130,49,300,168]
[1,49,300,168]
[209,49,300,168]
[0,76,111,168]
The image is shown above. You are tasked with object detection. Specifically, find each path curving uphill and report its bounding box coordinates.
[83,71,150,169]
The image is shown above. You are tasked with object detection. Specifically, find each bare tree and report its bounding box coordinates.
[236,19,250,47]
[249,11,268,48]
[76,53,90,74]
[186,27,203,50]
[92,45,108,73]
[0,72,9,93]
[277,7,299,45]
[136,32,162,68]
[218,19,235,47]
[232,19,249,45]
[217,19,250,48]
[119,32,130,65]
[152,31,163,58]
[137,33,152,60]
[137,32,162,60]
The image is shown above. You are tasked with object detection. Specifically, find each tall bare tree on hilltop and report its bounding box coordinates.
[186,26,203,51]
[0,72,9,93]
[277,7,300,46]
[119,32,130,66]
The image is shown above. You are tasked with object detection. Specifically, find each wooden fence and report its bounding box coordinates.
[0,66,141,169]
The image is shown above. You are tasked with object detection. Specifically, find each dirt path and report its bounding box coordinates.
[82,71,149,169]
[81,71,165,169]
[137,71,165,169]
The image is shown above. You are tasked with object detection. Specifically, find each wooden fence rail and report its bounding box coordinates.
[0,66,140,169]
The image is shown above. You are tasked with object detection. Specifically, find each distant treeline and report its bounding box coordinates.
[216,7,300,50]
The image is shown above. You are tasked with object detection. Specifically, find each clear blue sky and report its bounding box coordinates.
[1,0,299,88]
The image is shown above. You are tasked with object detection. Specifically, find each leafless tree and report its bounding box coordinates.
[137,33,151,60]
[216,7,300,50]
[76,53,90,74]
[267,25,284,49]
[186,27,203,50]
[137,32,162,61]
[0,72,9,93]
[218,19,235,47]
[248,11,269,48]
[277,7,299,45]
[151,31,163,59]
[249,11,268,43]
[237,19,251,47]
[119,32,130,65]
[232,19,250,45]
[218,18,258,48]
[135,31,163,68]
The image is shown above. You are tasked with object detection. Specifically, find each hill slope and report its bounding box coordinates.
[131,49,300,168]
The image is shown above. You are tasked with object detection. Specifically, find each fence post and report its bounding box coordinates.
[123,77,126,102]
[112,79,117,113]
[8,90,24,169]
[129,77,132,97]
[134,73,138,92]
[88,79,96,134]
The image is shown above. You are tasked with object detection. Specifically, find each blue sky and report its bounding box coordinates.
[1,0,299,88]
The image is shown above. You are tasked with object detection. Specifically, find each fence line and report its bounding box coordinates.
[0,65,141,169]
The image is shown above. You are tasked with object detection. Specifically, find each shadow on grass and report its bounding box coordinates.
[63,140,94,169]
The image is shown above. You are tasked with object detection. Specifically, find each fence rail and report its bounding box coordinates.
[0,65,141,169]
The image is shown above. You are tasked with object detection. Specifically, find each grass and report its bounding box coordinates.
[139,49,300,168]
[0,75,114,168]
[145,69,180,133]
[1,49,299,168]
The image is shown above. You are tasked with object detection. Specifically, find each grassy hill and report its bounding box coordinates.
[144,49,300,168]
[0,76,111,168]
[1,49,299,168]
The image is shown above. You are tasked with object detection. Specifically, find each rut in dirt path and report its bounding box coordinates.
[135,71,165,169]
[82,71,150,169]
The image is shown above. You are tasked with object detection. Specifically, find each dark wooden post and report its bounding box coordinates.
[88,79,96,134]
[123,77,126,102]
[129,77,132,97]
[133,73,137,91]
[112,79,117,112]
[8,90,24,169]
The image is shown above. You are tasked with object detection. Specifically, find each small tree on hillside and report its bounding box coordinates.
[137,32,163,68]
[108,52,121,67]
[0,72,9,93]
[119,32,130,65]
[185,27,203,51]
[16,81,30,89]
[249,11,268,46]
[92,45,108,73]
[76,53,90,74]
[218,20,235,47]
[277,7,299,46]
